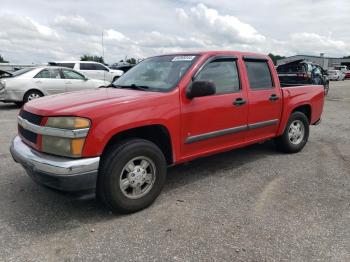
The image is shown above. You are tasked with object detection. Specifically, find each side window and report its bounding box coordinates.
[94,63,108,71]
[245,61,273,89]
[57,63,75,69]
[34,69,61,79]
[195,59,240,94]
[62,69,85,80]
[80,63,94,70]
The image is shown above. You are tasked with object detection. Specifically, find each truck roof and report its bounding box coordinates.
[155,50,269,58]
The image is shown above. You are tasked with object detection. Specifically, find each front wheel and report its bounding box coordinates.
[97,139,167,213]
[275,112,309,153]
[24,90,43,103]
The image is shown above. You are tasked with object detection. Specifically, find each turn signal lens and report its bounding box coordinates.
[71,138,86,156]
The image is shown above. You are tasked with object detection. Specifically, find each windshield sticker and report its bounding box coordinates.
[172,56,196,62]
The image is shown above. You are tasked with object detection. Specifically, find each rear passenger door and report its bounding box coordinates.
[243,57,282,141]
[33,68,66,94]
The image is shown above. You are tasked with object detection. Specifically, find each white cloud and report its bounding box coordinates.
[0,1,349,64]
[176,3,266,45]
[52,15,100,35]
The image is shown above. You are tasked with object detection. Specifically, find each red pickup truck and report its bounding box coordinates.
[11,51,324,213]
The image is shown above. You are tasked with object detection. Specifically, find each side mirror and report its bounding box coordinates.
[84,77,89,81]
[186,81,216,99]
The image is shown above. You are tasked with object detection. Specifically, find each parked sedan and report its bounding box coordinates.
[0,66,109,105]
[328,70,345,81]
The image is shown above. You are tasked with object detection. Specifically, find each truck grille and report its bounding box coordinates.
[18,110,43,144]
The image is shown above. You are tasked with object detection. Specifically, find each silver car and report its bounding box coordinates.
[328,69,345,81]
[0,66,109,105]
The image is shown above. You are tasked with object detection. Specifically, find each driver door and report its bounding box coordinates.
[181,57,248,158]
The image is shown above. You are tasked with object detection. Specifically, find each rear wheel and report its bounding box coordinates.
[97,139,167,213]
[275,111,309,153]
[24,90,43,103]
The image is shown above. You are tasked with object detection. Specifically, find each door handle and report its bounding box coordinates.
[35,81,42,84]
[65,81,72,84]
[269,94,279,101]
[233,98,246,106]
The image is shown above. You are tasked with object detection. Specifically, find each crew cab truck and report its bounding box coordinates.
[10,51,324,213]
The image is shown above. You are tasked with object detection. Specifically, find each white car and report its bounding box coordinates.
[49,61,124,83]
[0,66,109,105]
[328,69,345,81]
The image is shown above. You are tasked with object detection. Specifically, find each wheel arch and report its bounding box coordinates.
[101,124,174,165]
[23,89,45,101]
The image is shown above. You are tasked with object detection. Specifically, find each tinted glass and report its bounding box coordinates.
[34,69,61,79]
[62,69,85,80]
[80,63,95,70]
[114,55,198,92]
[245,61,273,89]
[57,63,75,69]
[195,59,240,94]
[80,63,107,71]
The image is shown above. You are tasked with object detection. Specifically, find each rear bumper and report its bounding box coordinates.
[10,136,100,191]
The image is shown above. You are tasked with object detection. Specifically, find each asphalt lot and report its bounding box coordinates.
[0,81,349,262]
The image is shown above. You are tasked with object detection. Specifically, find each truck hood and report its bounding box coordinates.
[24,88,163,116]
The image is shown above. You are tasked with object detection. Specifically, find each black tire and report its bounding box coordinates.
[24,90,43,103]
[275,111,309,153]
[15,102,23,107]
[97,139,167,214]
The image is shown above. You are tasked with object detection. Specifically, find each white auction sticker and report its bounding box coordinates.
[172,56,196,62]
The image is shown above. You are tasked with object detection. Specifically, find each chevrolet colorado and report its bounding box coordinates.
[10,51,324,213]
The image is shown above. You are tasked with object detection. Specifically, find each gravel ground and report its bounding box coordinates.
[0,81,349,261]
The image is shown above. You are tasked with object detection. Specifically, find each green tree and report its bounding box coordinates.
[343,55,350,59]
[0,54,9,63]
[80,55,105,64]
[126,58,137,64]
[268,53,286,65]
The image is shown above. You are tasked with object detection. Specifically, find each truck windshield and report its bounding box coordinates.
[113,55,198,92]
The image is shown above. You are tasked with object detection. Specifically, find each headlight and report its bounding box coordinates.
[42,117,90,158]
[45,117,90,129]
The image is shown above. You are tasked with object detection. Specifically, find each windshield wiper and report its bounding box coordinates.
[117,84,150,91]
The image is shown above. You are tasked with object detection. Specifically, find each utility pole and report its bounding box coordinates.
[102,31,105,63]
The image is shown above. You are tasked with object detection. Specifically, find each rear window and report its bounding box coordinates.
[245,61,273,90]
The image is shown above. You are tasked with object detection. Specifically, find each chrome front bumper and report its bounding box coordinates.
[10,136,100,191]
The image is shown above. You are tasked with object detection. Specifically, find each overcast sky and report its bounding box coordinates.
[0,0,349,64]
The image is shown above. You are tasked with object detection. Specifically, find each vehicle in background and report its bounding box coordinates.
[110,62,135,73]
[0,70,12,78]
[327,70,345,81]
[277,60,330,95]
[0,66,109,105]
[11,51,325,213]
[345,71,350,79]
[334,65,348,72]
[48,61,124,83]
